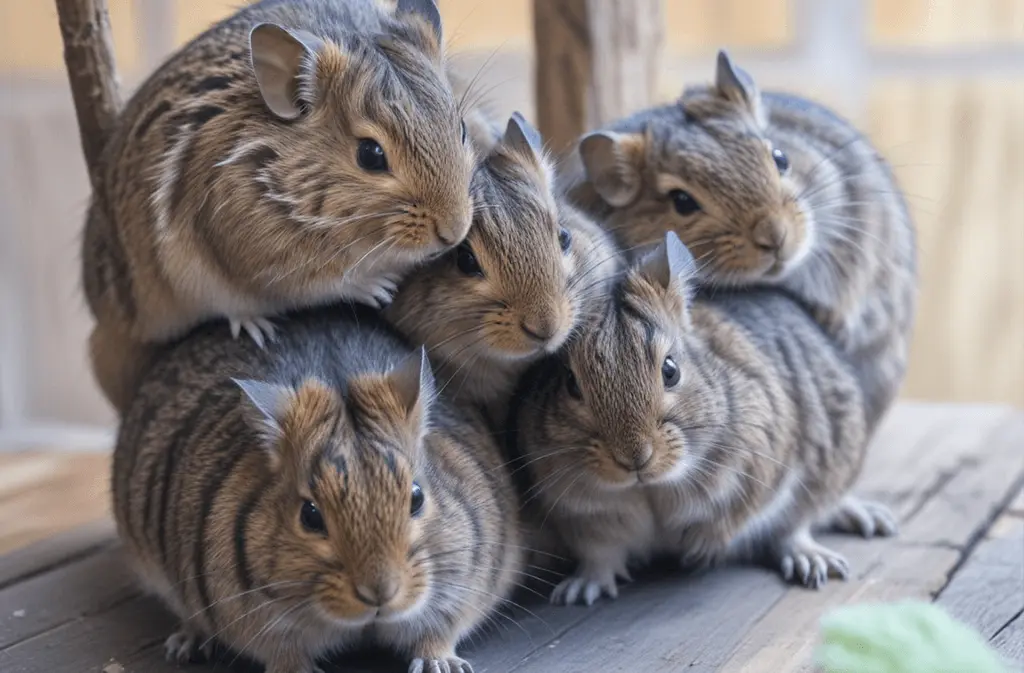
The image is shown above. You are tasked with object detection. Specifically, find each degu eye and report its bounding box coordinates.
[565,368,583,400]
[455,242,483,277]
[771,147,790,174]
[300,500,326,535]
[356,138,389,172]
[558,227,572,253]
[410,482,425,518]
[669,189,701,216]
[662,355,680,388]
[461,120,468,144]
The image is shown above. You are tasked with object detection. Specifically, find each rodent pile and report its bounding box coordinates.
[83,1,917,672]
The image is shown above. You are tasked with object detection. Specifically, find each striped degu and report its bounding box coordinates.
[82,0,475,413]
[112,304,524,673]
[509,233,896,606]
[386,112,620,414]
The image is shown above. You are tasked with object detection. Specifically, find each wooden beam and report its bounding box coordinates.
[533,0,664,154]
[54,0,123,192]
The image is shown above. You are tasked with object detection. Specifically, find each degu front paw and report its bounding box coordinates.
[228,316,278,348]
[344,273,401,309]
[774,527,850,589]
[550,560,631,606]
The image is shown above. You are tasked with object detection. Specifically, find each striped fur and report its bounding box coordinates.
[112,304,523,673]
[82,0,476,413]
[508,234,896,606]
[565,51,917,432]
[385,114,620,414]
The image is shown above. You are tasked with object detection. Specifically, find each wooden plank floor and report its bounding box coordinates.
[0,452,110,555]
[0,402,1022,673]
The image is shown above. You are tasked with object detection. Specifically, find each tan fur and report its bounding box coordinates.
[566,50,917,431]
[112,305,524,673]
[509,234,897,606]
[385,113,620,414]
[82,0,476,413]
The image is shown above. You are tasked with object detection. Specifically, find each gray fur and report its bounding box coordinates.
[509,236,897,604]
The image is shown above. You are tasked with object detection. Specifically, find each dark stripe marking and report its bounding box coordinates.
[156,388,223,569]
[234,473,272,593]
[135,100,172,140]
[192,75,234,93]
[193,415,251,626]
[191,105,225,126]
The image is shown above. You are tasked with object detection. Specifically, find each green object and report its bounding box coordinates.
[816,601,1009,673]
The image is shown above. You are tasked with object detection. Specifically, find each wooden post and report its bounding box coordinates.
[54,0,123,192]
[533,0,664,154]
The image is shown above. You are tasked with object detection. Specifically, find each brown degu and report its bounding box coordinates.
[509,233,896,606]
[385,112,620,414]
[112,304,524,673]
[568,50,917,430]
[82,0,476,413]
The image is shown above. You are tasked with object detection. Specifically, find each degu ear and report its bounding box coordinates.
[385,346,436,425]
[500,111,545,161]
[637,231,698,296]
[578,130,646,208]
[396,0,443,45]
[234,378,294,454]
[249,22,326,120]
[714,49,763,122]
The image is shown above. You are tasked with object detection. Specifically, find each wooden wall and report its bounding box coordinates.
[0,0,1021,445]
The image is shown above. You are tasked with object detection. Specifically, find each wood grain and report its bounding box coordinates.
[533,0,664,153]
[0,519,115,589]
[0,547,137,649]
[0,452,110,556]
[990,612,1024,667]
[54,0,123,192]
[718,406,1024,673]
[935,514,1024,644]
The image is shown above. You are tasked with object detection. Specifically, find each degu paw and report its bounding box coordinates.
[775,528,850,590]
[163,627,211,665]
[344,274,401,309]
[409,656,474,673]
[550,563,630,606]
[825,495,899,538]
[228,316,278,348]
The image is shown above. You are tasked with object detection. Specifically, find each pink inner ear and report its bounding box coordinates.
[251,26,308,120]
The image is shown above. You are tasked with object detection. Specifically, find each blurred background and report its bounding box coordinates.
[0,0,1021,551]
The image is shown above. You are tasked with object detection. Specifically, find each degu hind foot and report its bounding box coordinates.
[822,495,899,539]
[409,638,474,673]
[409,656,474,673]
[550,558,632,606]
[772,525,850,590]
[228,316,278,348]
